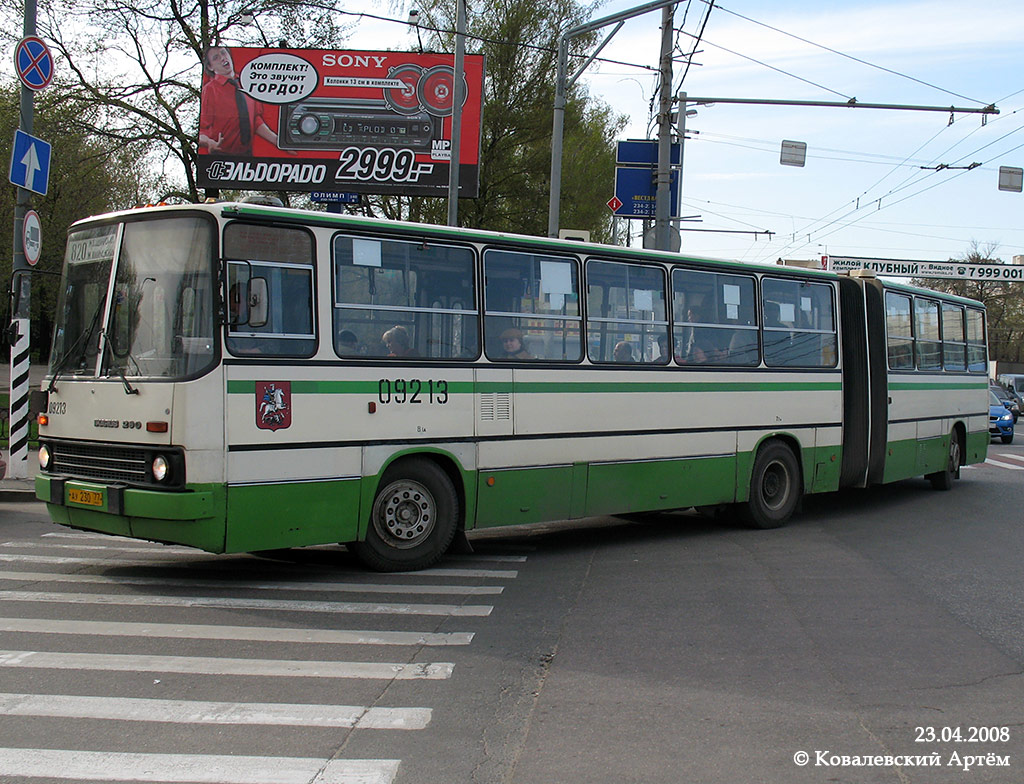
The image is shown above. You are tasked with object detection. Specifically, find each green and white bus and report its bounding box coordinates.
[35,201,990,570]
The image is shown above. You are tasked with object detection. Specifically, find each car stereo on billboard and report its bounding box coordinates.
[278,98,441,151]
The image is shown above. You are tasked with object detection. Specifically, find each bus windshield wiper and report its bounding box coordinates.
[99,329,139,395]
[47,302,105,393]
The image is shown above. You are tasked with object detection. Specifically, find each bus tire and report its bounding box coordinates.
[354,458,459,572]
[928,432,961,490]
[744,441,801,529]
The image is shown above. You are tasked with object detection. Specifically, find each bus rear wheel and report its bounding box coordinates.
[927,432,961,491]
[354,458,459,572]
[744,441,801,529]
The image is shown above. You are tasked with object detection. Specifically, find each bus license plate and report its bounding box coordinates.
[68,488,104,507]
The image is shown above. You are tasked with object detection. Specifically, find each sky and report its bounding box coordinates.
[348,0,1023,267]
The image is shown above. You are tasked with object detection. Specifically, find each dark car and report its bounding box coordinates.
[990,383,1020,423]
[990,391,1015,444]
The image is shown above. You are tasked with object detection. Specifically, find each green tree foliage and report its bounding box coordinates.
[376,0,625,240]
[0,84,148,360]
[913,242,1024,364]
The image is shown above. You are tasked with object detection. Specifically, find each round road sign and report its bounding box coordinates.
[22,210,41,266]
[15,36,54,91]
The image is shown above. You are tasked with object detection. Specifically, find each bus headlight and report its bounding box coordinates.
[38,444,51,471]
[152,455,170,482]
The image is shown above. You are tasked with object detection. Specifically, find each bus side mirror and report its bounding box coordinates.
[248,278,268,328]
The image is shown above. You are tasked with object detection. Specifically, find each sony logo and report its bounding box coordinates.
[321,54,389,69]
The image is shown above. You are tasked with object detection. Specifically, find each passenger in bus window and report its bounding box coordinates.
[613,340,636,363]
[338,329,360,355]
[499,328,533,359]
[656,334,671,362]
[383,325,416,357]
[677,309,709,363]
[727,329,758,364]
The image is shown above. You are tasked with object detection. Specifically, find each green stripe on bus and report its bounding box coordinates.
[228,379,840,395]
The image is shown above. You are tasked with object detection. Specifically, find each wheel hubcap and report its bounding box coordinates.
[373,480,436,549]
[761,461,790,511]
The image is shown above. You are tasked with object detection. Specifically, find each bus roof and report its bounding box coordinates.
[70,201,984,309]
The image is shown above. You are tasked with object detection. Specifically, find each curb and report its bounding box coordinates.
[0,488,39,502]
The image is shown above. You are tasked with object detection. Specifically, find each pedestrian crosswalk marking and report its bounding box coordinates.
[0,531,527,783]
[0,589,493,617]
[984,458,1024,470]
[0,650,454,680]
[0,552,519,577]
[0,749,401,784]
[0,568,503,595]
[0,617,473,646]
[0,692,431,729]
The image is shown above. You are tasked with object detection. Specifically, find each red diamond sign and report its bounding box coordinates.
[606,196,623,212]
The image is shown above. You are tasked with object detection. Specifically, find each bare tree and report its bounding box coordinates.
[0,0,352,201]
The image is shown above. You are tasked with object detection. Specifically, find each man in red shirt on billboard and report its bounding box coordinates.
[199,46,283,155]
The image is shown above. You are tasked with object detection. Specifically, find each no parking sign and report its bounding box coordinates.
[14,36,54,91]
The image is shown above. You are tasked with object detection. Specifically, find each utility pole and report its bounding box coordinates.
[447,0,466,226]
[547,0,679,238]
[7,0,39,479]
[653,3,674,251]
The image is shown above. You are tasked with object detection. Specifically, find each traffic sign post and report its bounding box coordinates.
[612,166,679,219]
[616,139,681,166]
[8,27,51,479]
[14,36,54,91]
[22,210,41,266]
[9,129,51,195]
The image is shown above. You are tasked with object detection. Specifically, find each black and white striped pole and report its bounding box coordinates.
[8,0,45,479]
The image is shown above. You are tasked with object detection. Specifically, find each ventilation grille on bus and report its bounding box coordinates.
[479,392,511,421]
[50,442,149,484]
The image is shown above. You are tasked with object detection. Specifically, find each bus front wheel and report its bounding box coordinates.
[354,459,459,572]
[927,432,961,491]
[744,441,801,529]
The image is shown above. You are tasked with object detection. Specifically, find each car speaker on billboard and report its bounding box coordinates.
[417,65,467,117]
[384,64,424,115]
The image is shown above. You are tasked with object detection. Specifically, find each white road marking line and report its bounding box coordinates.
[419,567,518,578]
[1,541,193,553]
[0,590,492,617]
[0,617,473,646]
[0,553,519,578]
[0,693,430,729]
[0,749,400,784]
[0,650,453,680]
[0,569,503,596]
[997,452,1024,462]
[985,458,1024,470]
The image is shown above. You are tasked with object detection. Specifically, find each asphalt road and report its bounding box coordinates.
[1,444,1022,783]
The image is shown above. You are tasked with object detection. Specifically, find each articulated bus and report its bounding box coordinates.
[35,202,990,571]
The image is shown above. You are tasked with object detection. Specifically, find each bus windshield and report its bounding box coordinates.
[50,215,217,381]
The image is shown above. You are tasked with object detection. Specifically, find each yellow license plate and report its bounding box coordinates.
[68,488,104,507]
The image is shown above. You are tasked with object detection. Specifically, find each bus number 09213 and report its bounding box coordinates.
[378,378,449,405]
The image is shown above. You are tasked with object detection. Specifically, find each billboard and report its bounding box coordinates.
[827,255,1024,281]
[197,47,484,196]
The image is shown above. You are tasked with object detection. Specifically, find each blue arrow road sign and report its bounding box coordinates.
[9,129,52,195]
[613,166,680,219]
